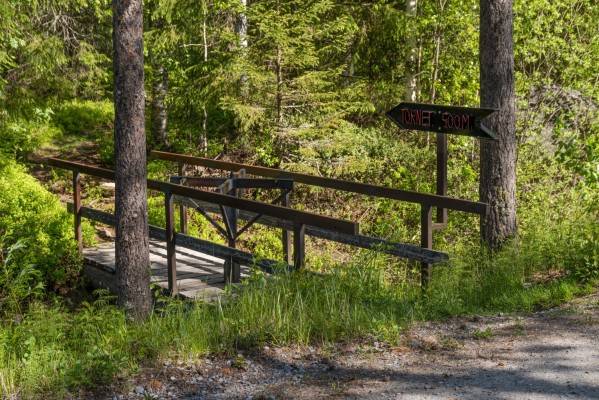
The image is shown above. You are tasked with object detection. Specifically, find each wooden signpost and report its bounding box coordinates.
[386,102,497,284]
[386,102,497,140]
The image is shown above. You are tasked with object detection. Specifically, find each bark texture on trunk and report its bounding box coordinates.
[405,0,418,102]
[113,0,152,319]
[151,60,169,148]
[479,0,518,249]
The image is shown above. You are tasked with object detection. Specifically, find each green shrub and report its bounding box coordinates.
[0,108,62,158]
[0,160,80,291]
[0,239,45,315]
[97,133,114,167]
[52,100,114,136]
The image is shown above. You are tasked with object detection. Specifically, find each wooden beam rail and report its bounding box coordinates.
[151,150,488,215]
[49,157,368,294]
[48,158,358,235]
[172,196,447,264]
[151,150,491,286]
[66,203,292,275]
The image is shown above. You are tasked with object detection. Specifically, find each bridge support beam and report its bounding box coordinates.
[178,160,188,235]
[73,170,83,254]
[165,191,178,296]
[293,222,306,270]
[421,204,433,287]
[282,191,292,265]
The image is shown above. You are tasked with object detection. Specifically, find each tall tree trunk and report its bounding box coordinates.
[479,0,517,249]
[149,3,168,149]
[237,0,247,48]
[151,60,169,148]
[113,0,151,320]
[200,106,208,156]
[275,0,283,127]
[276,43,283,127]
[405,0,418,102]
[199,0,209,156]
[342,37,355,87]
[429,0,446,104]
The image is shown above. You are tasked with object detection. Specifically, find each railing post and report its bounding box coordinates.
[177,160,188,235]
[421,204,433,286]
[436,133,448,226]
[282,191,292,265]
[73,170,83,254]
[165,190,178,296]
[224,170,243,283]
[293,222,306,270]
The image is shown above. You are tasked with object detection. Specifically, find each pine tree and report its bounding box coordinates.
[479,0,518,248]
[113,0,152,320]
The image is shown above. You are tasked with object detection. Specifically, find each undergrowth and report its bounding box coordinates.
[0,213,596,399]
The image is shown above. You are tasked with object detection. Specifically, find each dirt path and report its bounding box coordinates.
[100,292,599,400]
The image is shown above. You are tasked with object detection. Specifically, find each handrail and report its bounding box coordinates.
[47,158,358,235]
[48,156,453,290]
[151,150,488,215]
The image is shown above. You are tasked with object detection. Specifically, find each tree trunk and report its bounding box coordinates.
[151,60,169,148]
[148,2,168,149]
[479,0,518,249]
[276,43,283,127]
[113,0,152,320]
[238,0,248,86]
[275,0,283,127]
[404,0,418,102]
[237,0,248,53]
[199,0,208,156]
[429,0,446,104]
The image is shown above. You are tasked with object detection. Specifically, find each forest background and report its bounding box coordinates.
[0,0,598,397]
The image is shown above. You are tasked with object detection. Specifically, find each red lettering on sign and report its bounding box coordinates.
[462,114,470,130]
[442,112,451,128]
[402,109,433,128]
[422,110,431,127]
[441,112,472,130]
[401,109,409,125]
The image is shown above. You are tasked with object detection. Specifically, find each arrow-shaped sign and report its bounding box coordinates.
[386,102,498,140]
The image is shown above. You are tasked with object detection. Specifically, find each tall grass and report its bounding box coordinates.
[0,216,596,398]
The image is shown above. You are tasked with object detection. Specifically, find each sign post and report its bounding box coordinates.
[386,102,497,285]
[386,102,497,140]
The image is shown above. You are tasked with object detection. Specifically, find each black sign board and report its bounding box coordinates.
[386,102,498,140]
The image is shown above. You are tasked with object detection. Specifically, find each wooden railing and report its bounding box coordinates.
[151,151,488,284]
[50,158,446,295]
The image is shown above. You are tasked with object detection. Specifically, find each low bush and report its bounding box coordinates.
[52,100,114,136]
[0,108,62,159]
[0,160,80,293]
[0,209,595,398]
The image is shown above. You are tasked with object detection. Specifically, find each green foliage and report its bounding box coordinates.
[553,115,599,208]
[514,0,599,97]
[0,1,598,396]
[561,221,599,284]
[1,214,595,397]
[0,108,61,158]
[0,161,80,291]
[0,0,112,114]
[97,133,115,167]
[52,100,114,136]
[0,239,45,316]
[66,291,130,388]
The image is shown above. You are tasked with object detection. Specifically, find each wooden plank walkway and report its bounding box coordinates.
[83,239,251,299]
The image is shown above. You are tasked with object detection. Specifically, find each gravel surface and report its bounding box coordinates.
[93,291,599,400]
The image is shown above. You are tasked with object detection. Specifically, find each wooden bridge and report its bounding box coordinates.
[82,239,252,299]
[48,151,487,299]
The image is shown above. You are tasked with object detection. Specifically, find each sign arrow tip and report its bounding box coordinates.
[479,123,498,140]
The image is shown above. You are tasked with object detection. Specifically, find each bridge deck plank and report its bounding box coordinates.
[82,239,250,299]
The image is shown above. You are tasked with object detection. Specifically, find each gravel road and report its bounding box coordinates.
[103,291,599,400]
